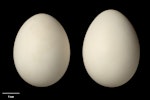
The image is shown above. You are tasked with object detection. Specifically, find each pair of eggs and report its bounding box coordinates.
[13,9,140,88]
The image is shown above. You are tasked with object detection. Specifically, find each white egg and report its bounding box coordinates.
[82,9,140,87]
[13,13,70,87]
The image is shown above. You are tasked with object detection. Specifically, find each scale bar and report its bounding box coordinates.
[2,92,20,94]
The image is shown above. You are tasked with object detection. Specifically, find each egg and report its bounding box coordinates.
[13,13,70,87]
[82,9,140,87]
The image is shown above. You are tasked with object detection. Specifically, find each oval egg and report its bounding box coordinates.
[13,13,70,87]
[82,9,140,87]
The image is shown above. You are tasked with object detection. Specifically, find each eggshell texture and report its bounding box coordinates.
[13,13,70,87]
[82,9,140,87]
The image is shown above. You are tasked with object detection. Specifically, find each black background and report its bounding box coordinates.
[1,0,149,99]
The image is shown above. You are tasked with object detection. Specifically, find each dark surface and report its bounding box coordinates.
[1,0,149,99]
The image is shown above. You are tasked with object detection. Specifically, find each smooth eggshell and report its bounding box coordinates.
[82,9,140,87]
[13,13,70,87]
